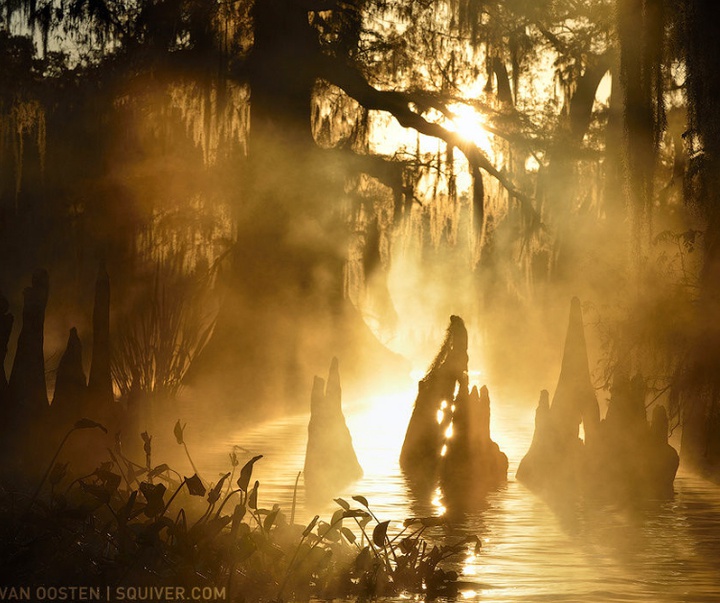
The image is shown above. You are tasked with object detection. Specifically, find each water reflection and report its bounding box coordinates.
[165,386,720,602]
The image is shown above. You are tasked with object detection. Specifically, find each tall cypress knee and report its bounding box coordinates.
[9,269,49,420]
[88,263,113,408]
[52,327,88,425]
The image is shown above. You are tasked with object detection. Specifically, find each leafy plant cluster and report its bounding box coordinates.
[0,418,479,602]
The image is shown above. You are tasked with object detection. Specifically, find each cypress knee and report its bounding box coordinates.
[51,327,88,428]
[9,269,49,422]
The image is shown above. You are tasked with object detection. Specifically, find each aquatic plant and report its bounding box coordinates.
[0,424,477,602]
[111,260,216,402]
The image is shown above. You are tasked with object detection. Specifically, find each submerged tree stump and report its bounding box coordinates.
[400,315,466,476]
[9,269,50,421]
[440,385,508,497]
[51,327,88,429]
[517,297,679,500]
[517,298,599,494]
[594,370,679,498]
[304,357,363,498]
[400,315,507,497]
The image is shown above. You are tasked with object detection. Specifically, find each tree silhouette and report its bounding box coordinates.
[2,0,720,473]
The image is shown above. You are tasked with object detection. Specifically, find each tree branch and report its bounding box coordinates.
[319,146,413,215]
[317,55,542,226]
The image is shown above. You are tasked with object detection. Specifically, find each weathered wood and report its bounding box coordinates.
[304,357,363,498]
[518,298,679,499]
[401,315,507,497]
[9,269,49,419]
[400,315,466,475]
[51,327,88,428]
[440,385,508,496]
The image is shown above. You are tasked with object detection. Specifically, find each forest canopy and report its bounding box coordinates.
[2,0,720,474]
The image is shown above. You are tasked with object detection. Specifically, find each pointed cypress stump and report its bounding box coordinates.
[304,357,363,498]
[549,297,600,444]
[51,328,88,429]
[3,270,50,473]
[88,263,114,417]
[517,297,598,493]
[646,405,679,497]
[9,269,50,423]
[596,369,679,499]
[401,315,508,500]
[515,390,554,489]
[440,385,508,499]
[400,316,467,479]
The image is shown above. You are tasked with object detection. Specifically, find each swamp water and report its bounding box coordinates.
[155,383,720,603]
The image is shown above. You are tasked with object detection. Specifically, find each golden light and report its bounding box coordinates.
[440,444,448,457]
[462,552,479,577]
[444,422,454,439]
[431,489,446,515]
[525,155,540,173]
[445,103,494,158]
[437,399,448,424]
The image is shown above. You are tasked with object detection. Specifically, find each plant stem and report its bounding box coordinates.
[183,442,203,482]
[290,471,301,526]
[25,426,76,516]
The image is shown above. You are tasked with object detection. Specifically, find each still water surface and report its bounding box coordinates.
[169,385,720,603]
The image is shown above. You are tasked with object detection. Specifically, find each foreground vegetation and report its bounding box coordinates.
[0,419,479,602]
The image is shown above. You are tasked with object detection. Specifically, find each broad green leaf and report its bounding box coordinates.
[331,508,344,527]
[263,508,279,532]
[248,480,259,509]
[231,503,247,538]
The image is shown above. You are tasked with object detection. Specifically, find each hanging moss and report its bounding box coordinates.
[0,98,46,202]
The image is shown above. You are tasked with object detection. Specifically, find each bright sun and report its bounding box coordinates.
[444,103,494,158]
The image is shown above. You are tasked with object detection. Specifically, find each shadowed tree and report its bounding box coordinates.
[6,0,720,461]
[9,269,49,421]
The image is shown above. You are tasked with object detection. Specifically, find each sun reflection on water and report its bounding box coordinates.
[179,381,720,602]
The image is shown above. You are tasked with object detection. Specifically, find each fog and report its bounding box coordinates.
[2,1,720,598]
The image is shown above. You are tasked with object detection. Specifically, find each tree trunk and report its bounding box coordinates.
[191,2,407,410]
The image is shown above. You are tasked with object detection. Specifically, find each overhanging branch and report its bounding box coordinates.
[319,146,414,216]
[317,55,542,226]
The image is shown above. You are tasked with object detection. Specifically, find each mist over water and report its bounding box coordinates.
[145,379,720,603]
[4,2,720,598]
